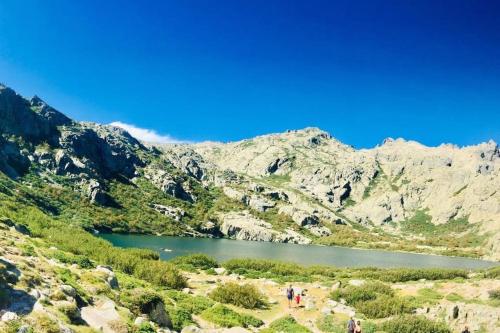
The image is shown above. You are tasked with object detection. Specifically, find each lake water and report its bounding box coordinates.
[99,234,498,270]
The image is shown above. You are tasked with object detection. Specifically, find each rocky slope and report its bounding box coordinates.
[163,129,500,259]
[0,83,499,260]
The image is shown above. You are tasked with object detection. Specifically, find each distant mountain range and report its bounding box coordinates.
[1,83,498,260]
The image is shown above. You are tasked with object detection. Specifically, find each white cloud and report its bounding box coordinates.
[110,121,188,144]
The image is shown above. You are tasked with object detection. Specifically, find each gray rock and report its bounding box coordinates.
[60,284,77,297]
[1,312,19,322]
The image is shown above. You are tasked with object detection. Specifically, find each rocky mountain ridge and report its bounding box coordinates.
[1,83,499,260]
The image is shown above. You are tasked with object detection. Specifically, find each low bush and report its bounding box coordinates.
[381,315,450,333]
[164,290,214,314]
[356,294,415,319]
[354,267,468,282]
[169,253,219,271]
[27,312,60,333]
[261,316,311,333]
[200,304,263,328]
[330,281,393,304]
[57,302,81,323]
[209,282,267,309]
[488,289,500,300]
[223,258,337,282]
[166,306,194,332]
[120,288,164,315]
[484,266,500,279]
[50,250,94,269]
[331,282,413,319]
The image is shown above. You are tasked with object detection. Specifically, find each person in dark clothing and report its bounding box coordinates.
[461,326,470,333]
[286,285,294,308]
[347,317,355,333]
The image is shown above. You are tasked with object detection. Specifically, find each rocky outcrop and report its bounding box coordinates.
[0,137,30,178]
[0,85,71,145]
[144,167,195,202]
[218,211,311,244]
[152,204,186,221]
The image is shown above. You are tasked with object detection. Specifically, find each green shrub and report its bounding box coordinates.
[223,258,337,282]
[330,282,393,305]
[20,243,36,256]
[200,304,263,328]
[136,322,156,333]
[331,282,413,319]
[120,288,164,315]
[57,302,81,323]
[484,266,500,279]
[164,290,215,315]
[356,295,415,319]
[261,316,311,333]
[488,289,500,300]
[355,267,468,282]
[51,250,94,269]
[209,282,267,309]
[169,253,219,271]
[381,315,450,333]
[166,306,194,332]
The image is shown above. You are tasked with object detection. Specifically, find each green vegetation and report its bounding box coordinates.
[261,316,311,333]
[209,282,267,309]
[400,211,485,257]
[381,315,450,333]
[415,287,443,305]
[484,265,500,279]
[330,282,415,318]
[200,304,263,328]
[120,288,165,318]
[169,253,218,271]
[317,315,377,333]
[488,289,500,300]
[362,168,385,199]
[0,191,186,289]
[223,258,470,284]
[445,292,464,302]
[161,290,214,330]
[353,267,468,282]
[263,173,291,186]
[223,258,337,282]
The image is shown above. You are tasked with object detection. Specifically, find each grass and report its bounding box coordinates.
[414,288,443,305]
[261,316,311,333]
[200,304,263,328]
[262,173,291,186]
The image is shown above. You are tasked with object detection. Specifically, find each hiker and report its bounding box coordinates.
[286,285,294,308]
[295,292,301,306]
[461,326,470,333]
[347,317,356,333]
[355,320,362,333]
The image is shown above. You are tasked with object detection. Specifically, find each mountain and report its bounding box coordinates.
[0,84,499,260]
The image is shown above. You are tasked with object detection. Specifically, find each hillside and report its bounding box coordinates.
[0,83,499,260]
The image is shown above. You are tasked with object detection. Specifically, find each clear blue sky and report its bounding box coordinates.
[1,1,499,147]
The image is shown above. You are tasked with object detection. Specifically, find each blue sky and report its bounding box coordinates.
[0,1,499,147]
